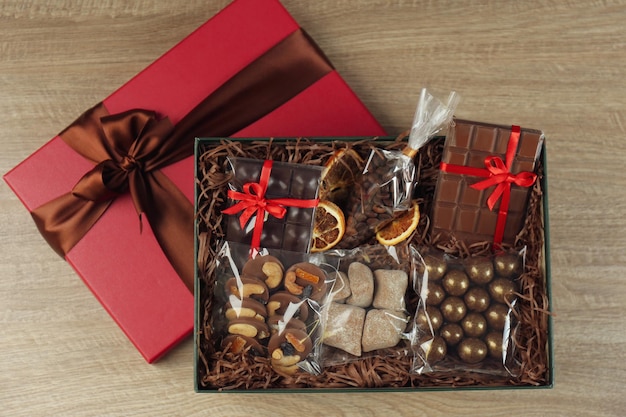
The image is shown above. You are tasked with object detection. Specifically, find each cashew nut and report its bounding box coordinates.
[262,262,283,289]
[284,271,303,295]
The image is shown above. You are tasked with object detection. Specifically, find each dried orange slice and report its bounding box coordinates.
[375,201,420,246]
[311,200,345,252]
[319,148,364,206]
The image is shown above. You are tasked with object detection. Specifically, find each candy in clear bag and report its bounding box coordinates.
[337,88,459,249]
[410,247,525,377]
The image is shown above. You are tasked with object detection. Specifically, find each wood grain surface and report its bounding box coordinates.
[1,1,625,416]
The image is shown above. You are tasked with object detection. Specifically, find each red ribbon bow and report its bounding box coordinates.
[222,160,319,250]
[439,125,537,247]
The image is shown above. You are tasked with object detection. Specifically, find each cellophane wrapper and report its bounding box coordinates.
[410,247,525,377]
[317,244,425,367]
[210,241,338,376]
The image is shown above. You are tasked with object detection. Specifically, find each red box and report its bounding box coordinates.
[4,0,386,363]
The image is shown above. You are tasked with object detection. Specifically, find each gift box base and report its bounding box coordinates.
[193,136,553,392]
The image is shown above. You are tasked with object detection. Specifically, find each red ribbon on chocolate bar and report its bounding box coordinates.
[223,160,319,250]
[222,160,319,249]
[29,29,333,292]
[439,125,537,247]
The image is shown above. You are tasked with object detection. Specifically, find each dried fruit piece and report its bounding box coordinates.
[311,200,346,252]
[295,267,320,284]
[375,201,420,246]
[319,148,364,207]
[222,334,264,355]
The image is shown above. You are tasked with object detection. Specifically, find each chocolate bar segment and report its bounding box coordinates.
[225,158,323,252]
[431,120,544,245]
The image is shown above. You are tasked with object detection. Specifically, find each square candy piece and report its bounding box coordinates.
[362,309,408,353]
[372,269,408,311]
[323,302,366,357]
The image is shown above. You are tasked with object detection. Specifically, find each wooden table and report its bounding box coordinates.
[1,1,625,415]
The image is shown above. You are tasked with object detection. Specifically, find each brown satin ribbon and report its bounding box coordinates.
[31,29,333,293]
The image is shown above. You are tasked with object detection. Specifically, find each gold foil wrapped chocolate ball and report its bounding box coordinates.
[461,312,488,338]
[442,270,470,296]
[416,305,443,332]
[464,287,490,312]
[424,336,447,363]
[484,331,504,359]
[424,253,447,281]
[464,257,494,285]
[485,303,509,331]
[457,338,488,364]
[427,282,446,306]
[440,296,467,323]
[488,277,517,304]
[440,323,464,346]
[494,253,520,278]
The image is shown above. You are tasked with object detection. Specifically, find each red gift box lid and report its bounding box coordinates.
[4,0,386,363]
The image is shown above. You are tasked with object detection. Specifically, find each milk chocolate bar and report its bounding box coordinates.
[225,158,323,252]
[431,120,544,245]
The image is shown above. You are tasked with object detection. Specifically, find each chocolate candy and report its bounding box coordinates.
[225,297,268,322]
[362,309,408,353]
[485,303,510,331]
[242,255,284,291]
[457,338,488,364]
[423,252,447,281]
[416,305,444,332]
[442,270,470,296]
[225,158,323,252]
[464,257,494,285]
[372,269,408,311]
[439,323,464,347]
[284,262,327,302]
[488,277,517,304]
[224,276,269,303]
[431,120,543,245]
[268,328,313,375]
[463,287,490,312]
[268,328,313,359]
[227,317,270,340]
[440,296,467,323]
[267,315,307,336]
[222,334,264,356]
[424,336,447,363]
[266,292,309,321]
[323,302,366,357]
[484,331,504,360]
[494,253,521,278]
[461,312,488,338]
[345,262,374,308]
[426,282,446,306]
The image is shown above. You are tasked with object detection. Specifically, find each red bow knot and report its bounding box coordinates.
[470,154,538,211]
[223,160,319,250]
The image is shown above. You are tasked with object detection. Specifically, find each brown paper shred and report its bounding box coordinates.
[195,136,551,390]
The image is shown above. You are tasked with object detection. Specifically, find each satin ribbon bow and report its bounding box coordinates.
[439,125,537,247]
[223,160,319,250]
[28,28,334,293]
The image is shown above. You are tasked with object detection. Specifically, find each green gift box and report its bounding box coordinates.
[193,136,553,392]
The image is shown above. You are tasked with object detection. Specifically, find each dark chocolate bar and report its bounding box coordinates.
[430,120,544,246]
[225,158,323,252]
